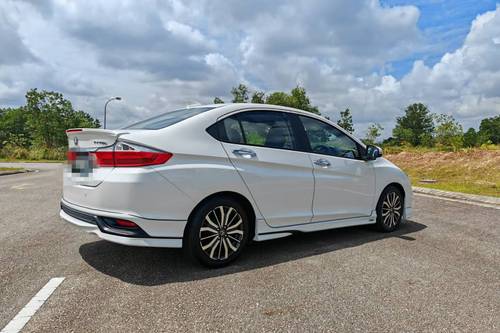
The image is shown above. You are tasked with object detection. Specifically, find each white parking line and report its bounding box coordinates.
[10,183,36,190]
[1,277,65,333]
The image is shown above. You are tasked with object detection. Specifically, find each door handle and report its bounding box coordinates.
[314,158,331,167]
[232,148,257,159]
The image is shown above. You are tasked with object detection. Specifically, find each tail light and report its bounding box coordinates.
[67,151,77,162]
[111,141,172,167]
[68,141,172,167]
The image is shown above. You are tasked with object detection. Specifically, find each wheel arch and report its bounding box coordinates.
[377,182,406,212]
[385,182,406,199]
[184,191,256,241]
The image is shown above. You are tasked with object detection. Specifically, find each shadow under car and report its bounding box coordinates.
[79,220,426,286]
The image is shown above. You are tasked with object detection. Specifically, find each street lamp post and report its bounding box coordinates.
[103,97,122,129]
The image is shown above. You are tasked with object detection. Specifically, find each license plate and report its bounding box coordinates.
[71,152,94,177]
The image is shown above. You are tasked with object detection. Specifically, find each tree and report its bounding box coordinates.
[434,114,463,151]
[393,103,434,146]
[463,128,478,147]
[265,91,290,106]
[215,84,320,115]
[24,89,99,148]
[337,108,354,134]
[251,91,265,103]
[213,97,224,104]
[382,136,398,146]
[231,84,249,103]
[364,123,384,145]
[288,86,320,114]
[265,87,320,114]
[478,115,500,144]
[0,107,31,148]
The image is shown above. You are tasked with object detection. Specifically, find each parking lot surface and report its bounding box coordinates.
[0,163,499,332]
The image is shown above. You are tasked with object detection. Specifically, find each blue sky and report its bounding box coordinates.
[1,1,499,137]
[383,0,498,77]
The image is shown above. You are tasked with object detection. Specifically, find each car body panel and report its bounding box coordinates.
[308,153,376,222]
[220,141,315,227]
[63,165,194,220]
[372,157,413,218]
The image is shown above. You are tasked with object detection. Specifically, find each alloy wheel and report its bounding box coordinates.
[199,206,244,260]
[382,191,402,228]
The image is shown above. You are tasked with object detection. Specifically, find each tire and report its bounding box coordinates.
[184,196,250,268]
[375,185,404,232]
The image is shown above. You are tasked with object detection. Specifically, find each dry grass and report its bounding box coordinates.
[386,148,500,197]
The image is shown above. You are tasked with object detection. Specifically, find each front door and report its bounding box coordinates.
[297,115,375,222]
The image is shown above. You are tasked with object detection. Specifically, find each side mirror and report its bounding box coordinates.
[365,145,383,160]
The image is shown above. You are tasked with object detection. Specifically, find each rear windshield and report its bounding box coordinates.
[124,107,216,130]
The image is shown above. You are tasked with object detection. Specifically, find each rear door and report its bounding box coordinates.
[296,115,375,222]
[211,110,314,227]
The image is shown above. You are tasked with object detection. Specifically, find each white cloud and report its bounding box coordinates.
[0,0,498,134]
[397,6,500,120]
[165,21,216,49]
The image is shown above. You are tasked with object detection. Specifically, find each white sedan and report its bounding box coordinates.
[61,103,412,267]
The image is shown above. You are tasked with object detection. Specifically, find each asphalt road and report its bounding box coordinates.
[0,163,499,332]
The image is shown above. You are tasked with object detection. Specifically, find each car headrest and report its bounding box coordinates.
[265,126,288,148]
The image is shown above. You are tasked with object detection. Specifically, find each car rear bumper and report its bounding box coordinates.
[60,199,184,248]
[63,166,195,221]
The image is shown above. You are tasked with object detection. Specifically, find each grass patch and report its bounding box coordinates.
[0,159,63,163]
[0,167,24,172]
[0,145,66,161]
[386,148,500,197]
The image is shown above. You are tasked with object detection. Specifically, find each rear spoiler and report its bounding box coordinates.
[65,128,129,135]
[65,128,130,149]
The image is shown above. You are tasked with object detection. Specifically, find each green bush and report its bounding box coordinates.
[0,144,66,161]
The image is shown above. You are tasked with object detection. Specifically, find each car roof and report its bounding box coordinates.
[196,103,328,120]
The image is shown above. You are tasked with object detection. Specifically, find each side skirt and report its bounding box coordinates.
[253,213,377,242]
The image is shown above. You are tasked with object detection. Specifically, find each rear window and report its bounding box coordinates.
[124,107,216,130]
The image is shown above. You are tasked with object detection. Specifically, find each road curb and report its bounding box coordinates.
[0,169,29,176]
[413,186,500,207]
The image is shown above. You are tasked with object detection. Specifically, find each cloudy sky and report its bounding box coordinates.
[1,0,499,137]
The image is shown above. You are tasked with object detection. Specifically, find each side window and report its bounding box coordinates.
[299,116,360,159]
[238,111,296,149]
[223,117,244,143]
[206,115,244,143]
[207,111,297,150]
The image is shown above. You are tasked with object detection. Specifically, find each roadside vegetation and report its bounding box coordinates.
[1,85,498,196]
[0,89,99,161]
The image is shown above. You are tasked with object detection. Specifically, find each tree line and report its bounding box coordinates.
[0,89,99,159]
[1,86,498,160]
[388,103,499,149]
[214,84,500,150]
